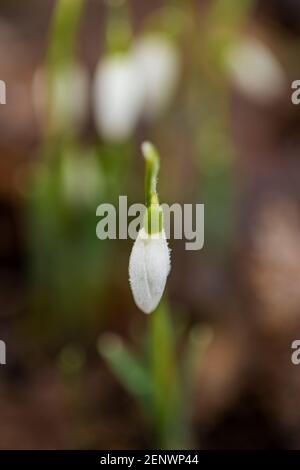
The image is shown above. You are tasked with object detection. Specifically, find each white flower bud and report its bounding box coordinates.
[93,54,144,141]
[129,228,171,314]
[225,37,286,104]
[133,35,180,119]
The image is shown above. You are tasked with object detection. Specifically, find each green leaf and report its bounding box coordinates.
[98,334,152,401]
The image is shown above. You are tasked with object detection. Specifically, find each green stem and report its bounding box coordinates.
[142,142,163,234]
[142,142,160,208]
[149,300,184,449]
[47,0,84,71]
[44,0,84,148]
[105,0,132,54]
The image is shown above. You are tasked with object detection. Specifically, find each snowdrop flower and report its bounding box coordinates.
[133,35,180,119]
[129,228,170,314]
[93,54,144,141]
[225,37,286,104]
[93,36,180,140]
[129,142,171,314]
[32,62,89,133]
[61,150,102,208]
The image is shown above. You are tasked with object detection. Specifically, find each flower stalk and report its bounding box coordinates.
[129,142,170,314]
[47,0,84,71]
[46,0,85,140]
[142,142,163,235]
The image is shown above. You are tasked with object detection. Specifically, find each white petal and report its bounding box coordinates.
[225,37,286,103]
[129,228,171,314]
[133,35,180,119]
[93,55,144,141]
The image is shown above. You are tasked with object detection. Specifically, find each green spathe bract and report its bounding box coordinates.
[129,142,171,313]
[142,141,163,235]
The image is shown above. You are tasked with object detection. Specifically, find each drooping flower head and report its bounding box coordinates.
[129,143,171,314]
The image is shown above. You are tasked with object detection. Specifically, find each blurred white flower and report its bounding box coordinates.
[61,152,102,208]
[93,54,144,141]
[225,37,286,103]
[129,228,170,314]
[133,35,180,119]
[93,36,181,141]
[32,63,89,132]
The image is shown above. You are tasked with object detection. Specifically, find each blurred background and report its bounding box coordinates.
[0,0,300,450]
